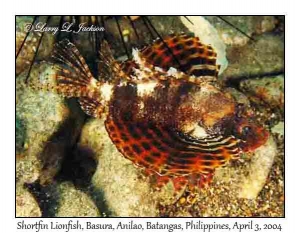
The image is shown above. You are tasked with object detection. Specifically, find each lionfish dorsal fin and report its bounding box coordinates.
[120,34,218,85]
[141,34,220,77]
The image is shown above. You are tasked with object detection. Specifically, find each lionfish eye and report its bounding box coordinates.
[242,126,252,136]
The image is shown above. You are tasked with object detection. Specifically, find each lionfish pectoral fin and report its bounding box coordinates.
[197,172,214,189]
[141,34,219,78]
[171,176,189,193]
[150,174,171,191]
[105,116,241,179]
[105,117,170,174]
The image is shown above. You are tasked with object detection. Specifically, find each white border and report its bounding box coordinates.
[1,0,298,232]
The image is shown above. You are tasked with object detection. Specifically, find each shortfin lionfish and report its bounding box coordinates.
[28,34,269,193]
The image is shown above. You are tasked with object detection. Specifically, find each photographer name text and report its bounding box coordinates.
[24,22,105,35]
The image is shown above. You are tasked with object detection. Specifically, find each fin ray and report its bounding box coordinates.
[78,97,104,118]
[38,39,101,98]
[105,116,241,177]
[140,34,220,77]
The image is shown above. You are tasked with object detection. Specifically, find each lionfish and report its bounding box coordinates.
[29,34,269,192]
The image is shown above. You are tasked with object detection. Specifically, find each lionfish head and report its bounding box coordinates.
[232,110,269,152]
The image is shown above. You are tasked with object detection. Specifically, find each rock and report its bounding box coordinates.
[180,16,228,74]
[220,34,284,81]
[257,16,277,34]
[50,182,100,217]
[214,135,277,199]
[16,182,41,217]
[240,75,284,110]
[16,62,85,184]
[237,136,277,199]
[224,87,251,107]
[205,16,277,47]
[16,116,26,154]
[271,121,284,138]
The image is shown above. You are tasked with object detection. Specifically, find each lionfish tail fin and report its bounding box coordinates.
[50,39,101,98]
[28,40,111,118]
